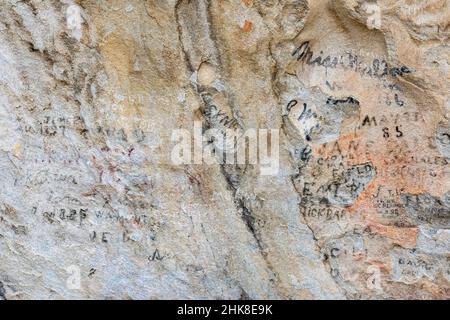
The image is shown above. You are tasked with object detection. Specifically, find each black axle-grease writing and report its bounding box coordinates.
[292,41,412,79]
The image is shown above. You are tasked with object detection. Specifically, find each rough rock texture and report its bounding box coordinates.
[0,0,449,299]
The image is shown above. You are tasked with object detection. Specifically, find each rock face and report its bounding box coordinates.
[0,0,449,300]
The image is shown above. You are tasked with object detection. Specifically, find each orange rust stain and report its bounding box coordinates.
[313,130,446,217]
[367,223,417,248]
[345,181,377,214]
[242,0,253,7]
[241,20,253,32]
[13,143,22,159]
[365,260,389,271]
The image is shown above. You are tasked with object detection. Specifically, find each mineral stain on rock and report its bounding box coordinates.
[241,20,253,33]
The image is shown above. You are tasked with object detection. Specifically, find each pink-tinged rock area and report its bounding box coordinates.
[0,0,448,299]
